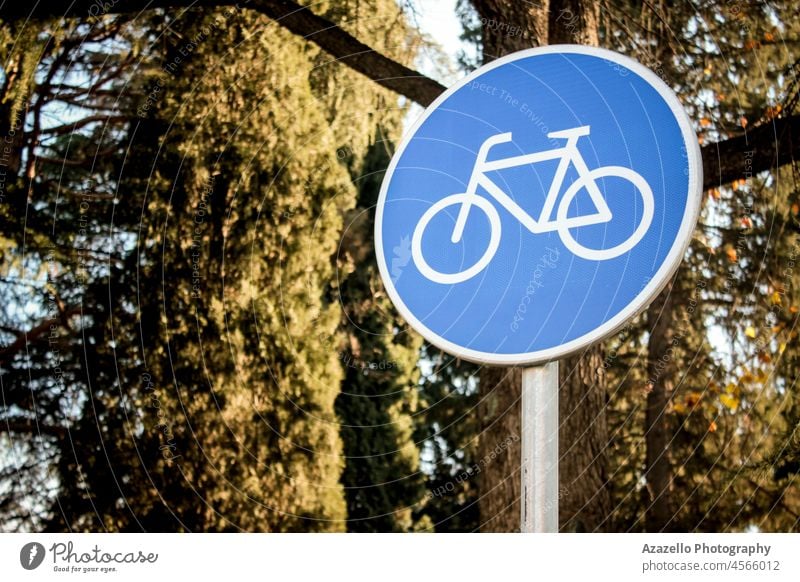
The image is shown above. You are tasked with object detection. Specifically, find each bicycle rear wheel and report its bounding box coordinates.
[411,193,501,284]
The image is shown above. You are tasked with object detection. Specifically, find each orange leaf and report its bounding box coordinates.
[740,116,748,128]
[741,216,752,228]
[700,117,711,127]
[726,246,738,262]
[766,105,783,119]
[685,392,702,408]
[708,420,718,432]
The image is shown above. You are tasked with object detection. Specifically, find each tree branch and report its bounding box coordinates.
[35,146,120,167]
[42,114,130,136]
[0,307,82,364]
[0,0,447,106]
[2,1,797,186]
[2,419,68,439]
[702,115,799,190]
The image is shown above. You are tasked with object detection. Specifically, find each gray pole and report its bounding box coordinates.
[520,361,559,532]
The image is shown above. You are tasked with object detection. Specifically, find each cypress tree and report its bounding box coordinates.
[335,125,428,532]
[1,3,421,531]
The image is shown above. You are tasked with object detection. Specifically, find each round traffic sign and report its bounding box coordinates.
[375,45,702,365]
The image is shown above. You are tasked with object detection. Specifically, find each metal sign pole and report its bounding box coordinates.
[521,361,559,533]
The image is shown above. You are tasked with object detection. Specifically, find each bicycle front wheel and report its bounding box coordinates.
[556,166,654,261]
[411,193,501,285]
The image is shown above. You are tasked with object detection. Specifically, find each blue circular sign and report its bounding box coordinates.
[376,46,702,365]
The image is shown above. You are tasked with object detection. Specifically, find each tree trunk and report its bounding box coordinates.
[557,349,611,532]
[472,0,549,59]
[547,0,599,45]
[473,0,612,532]
[476,366,523,531]
[644,282,677,531]
[547,2,611,532]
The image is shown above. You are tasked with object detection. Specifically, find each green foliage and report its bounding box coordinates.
[335,128,427,531]
[416,0,800,532]
[413,344,480,532]
[599,0,800,531]
[1,2,422,532]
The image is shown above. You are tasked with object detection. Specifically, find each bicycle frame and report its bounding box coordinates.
[451,126,612,243]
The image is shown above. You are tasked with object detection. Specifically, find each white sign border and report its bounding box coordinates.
[375,44,703,366]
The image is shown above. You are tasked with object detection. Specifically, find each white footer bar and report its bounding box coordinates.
[1,533,797,581]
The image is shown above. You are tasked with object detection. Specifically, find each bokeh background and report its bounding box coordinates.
[1,0,799,532]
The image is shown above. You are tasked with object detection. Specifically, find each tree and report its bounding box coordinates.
[5,0,798,187]
[2,0,799,533]
[596,0,800,532]
[1,1,422,531]
[335,123,428,532]
[0,16,144,530]
[414,344,481,532]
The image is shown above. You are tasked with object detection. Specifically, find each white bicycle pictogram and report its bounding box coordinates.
[411,125,655,284]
